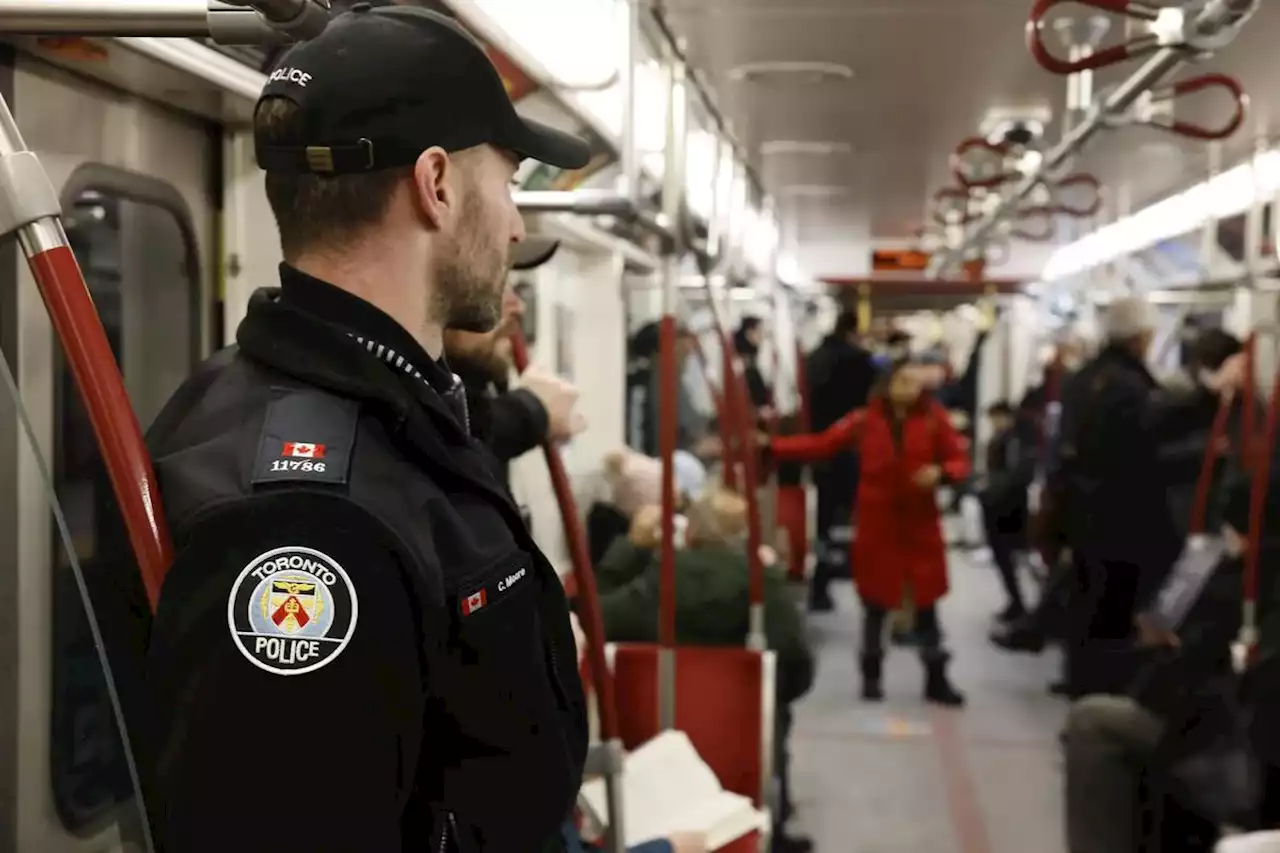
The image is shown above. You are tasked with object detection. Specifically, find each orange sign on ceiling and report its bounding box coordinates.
[871,249,931,272]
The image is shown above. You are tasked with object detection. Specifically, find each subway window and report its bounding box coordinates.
[51,179,200,833]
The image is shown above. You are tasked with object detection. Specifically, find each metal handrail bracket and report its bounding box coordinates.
[929,0,1261,278]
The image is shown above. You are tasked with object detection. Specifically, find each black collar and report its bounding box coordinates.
[278,264,455,393]
[1098,342,1157,388]
[277,263,470,430]
[235,275,529,534]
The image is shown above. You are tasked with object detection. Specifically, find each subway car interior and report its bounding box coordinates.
[4,0,1280,851]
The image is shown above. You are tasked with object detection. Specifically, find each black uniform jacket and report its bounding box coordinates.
[141,265,586,853]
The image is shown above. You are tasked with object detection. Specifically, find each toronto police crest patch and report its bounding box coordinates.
[227,546,358,676]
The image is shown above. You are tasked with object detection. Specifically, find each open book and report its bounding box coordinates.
[1216,831,1280,853]
[578,730,767,850]
[1143,534,1226,633]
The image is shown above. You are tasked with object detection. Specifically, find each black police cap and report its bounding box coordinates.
[255,4,592,175]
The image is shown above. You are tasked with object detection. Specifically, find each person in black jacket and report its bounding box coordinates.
[444,237,585,493]
[139,8,593,850]
[804,311,876,611]
[734,316,773,415]
[979,400,1035,622]
[1057,297,1242,698]
[626,321,717,460]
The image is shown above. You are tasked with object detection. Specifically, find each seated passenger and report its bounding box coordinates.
[1062,445,1280,853]
[767,358,971,706]
[588,448,707,563]
[594,488,815,853]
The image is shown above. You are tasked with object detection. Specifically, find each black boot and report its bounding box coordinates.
[859,652,884,701]
[989,618,1046,653]
[808,581,834,613]
[770,831,814,853]
[995,601,1027,624]
[922,651,965,707]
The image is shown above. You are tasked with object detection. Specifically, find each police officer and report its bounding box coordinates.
[141,6,592,851]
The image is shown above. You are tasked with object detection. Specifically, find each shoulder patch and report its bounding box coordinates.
[227,546,359,676]
[252,390,359,487]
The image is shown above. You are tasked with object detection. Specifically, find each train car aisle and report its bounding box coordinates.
[787,550,1067,853]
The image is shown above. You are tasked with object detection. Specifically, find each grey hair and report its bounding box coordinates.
[684,488,748,549]
[1102,296,1154,343]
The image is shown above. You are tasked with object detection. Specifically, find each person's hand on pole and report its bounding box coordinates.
[521,365,587,442]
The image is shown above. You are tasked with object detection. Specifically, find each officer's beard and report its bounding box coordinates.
[437,194,508,334]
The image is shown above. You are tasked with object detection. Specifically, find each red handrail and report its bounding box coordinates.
[718,341,743,491]
[1026,0,1163,76]
[30,235,173,613]
[1010,206,1057,243]
[931,186,979,226]
[1188,395,1234,535]
[719,331,766,610]
[1242,346,1279,665]
[1047,173,1103,219]
[689,335,737,491]
[1144,73,1248,141]
[1243,333,1257,468]
[509,331,619,741]
[951,137,1019,190]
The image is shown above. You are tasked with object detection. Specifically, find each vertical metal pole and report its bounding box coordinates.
[706,137,724,261]
[618,0,641,206]
[657,51,689,734]
[1245,122,1268,280]
[1200,142,1223,277]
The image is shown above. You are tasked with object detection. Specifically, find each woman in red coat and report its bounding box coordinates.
[771,359,971,705]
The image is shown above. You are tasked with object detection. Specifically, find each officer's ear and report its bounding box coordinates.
[412,146,454,231]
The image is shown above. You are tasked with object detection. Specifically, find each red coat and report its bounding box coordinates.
[771,397,970,609]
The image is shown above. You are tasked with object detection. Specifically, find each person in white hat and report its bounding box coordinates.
[1052,295,1245,699]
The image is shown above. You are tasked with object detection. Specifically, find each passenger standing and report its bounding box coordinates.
[140,7,593,851]
[734,316,773,415]
[1058,297,1243,698]
[626,321,718,460]
[979,400,1036,622]
[769,360,971,705]
[804,311,876,611]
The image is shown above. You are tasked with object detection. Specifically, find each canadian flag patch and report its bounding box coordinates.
[282,441,326,459]
[461,589,487,616]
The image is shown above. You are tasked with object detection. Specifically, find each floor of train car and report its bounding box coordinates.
[788,549,1067,853]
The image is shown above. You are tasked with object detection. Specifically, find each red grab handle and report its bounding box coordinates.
[1026,0,1162,75]
[951,137,1019,190]
[1149,72,1248,141]
[1047,173,1103,218]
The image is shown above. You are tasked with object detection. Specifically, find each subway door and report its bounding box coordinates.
[0,54,217,853]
